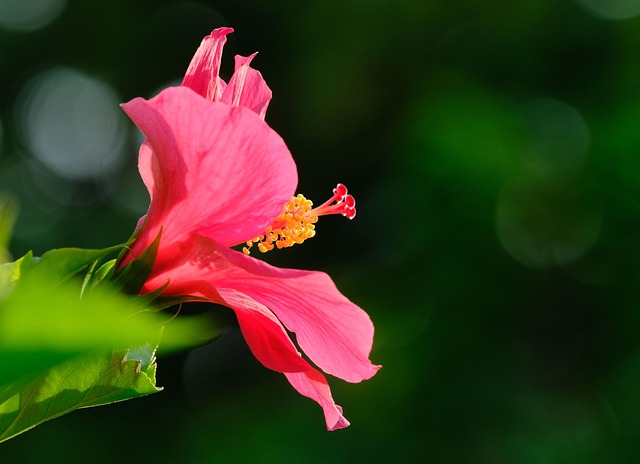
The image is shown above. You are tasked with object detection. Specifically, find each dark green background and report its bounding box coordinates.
[2,0,640,462]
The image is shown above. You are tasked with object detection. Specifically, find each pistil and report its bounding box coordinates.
[243,184,356,255]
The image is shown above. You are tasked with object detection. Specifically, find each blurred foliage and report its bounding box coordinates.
[0,242,217,442]
[2,0,640,462]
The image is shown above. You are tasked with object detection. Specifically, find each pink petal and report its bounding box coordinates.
[143,233,379,383]
[120,86,297,258]
[218,287,349,431]
[217,288,312,373]
[285,370,350,431]
[182,27,233,101]
[221,53,272,119]
[216,246,381,383]
[139,235,379,384]
[135,235,369,430]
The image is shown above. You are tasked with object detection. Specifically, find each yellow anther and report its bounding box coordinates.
[243,193,319,254]
[242,185,356,255]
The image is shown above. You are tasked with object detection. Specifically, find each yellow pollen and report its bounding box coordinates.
[242,184,356,255]
[243,194,318,255]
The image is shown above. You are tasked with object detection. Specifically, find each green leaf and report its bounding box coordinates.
[133,279,171,309]
[0,268,216,389]
[0,240,220,443]
[34,245,124,284]
[113,229,162,295]
[0,267,218,443]
[0,252,33,299]
[0,347,162,443]
[94,259,117,283]
[80,258,116,296]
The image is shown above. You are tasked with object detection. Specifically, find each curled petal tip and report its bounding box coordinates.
[328,413,350,431]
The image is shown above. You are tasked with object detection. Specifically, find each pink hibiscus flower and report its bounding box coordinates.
[120,28,379,431]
